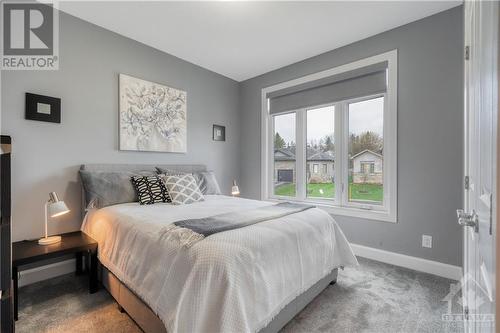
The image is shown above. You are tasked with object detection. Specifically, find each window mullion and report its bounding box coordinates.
[341,103,350,208]
[268,116,275,198]
[382,92,389,210]
[296,110,307,200]
[343,103,350,207]
[334,103,344,206]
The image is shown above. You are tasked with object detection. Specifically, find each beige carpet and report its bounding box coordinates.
[16,257,462,333]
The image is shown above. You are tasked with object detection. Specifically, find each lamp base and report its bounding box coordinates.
[38,235,61,245]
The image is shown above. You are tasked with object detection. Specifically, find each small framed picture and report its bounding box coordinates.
[25,93,61,123]
[213,124,226,141]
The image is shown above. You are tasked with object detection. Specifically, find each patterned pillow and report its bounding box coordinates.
[156,167,222,195]
[161,174,204,205]
[131,176,171,205]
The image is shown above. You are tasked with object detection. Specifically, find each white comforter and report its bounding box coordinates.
[81,195,357,333]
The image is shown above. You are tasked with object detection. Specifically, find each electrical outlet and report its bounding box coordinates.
[422,235,432,248]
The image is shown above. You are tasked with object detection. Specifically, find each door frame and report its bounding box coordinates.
[463,2,498,332]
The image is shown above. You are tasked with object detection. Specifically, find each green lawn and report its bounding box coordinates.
[275,183,297,196]
[348,183,383,202]
[274,182,383,202]
[307,183,335,197]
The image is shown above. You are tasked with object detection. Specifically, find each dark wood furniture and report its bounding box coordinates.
[0,135,13,332]
[12,231,98,320]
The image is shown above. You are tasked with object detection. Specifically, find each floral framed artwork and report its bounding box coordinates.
[119,74,187,152]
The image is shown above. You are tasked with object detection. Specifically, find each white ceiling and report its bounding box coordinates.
[59,1,462,81]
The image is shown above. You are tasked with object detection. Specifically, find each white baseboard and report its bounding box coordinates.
[18,259,76,287]
[351,243,463,280]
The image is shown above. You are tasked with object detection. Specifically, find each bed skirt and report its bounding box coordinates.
[99,262,338,333]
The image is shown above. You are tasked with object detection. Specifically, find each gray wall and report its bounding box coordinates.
[239,7,464,266]
[1,12,240,241]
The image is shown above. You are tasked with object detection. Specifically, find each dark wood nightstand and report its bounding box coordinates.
[12,231,98,320]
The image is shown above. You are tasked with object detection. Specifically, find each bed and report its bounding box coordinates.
[80,164,357,333]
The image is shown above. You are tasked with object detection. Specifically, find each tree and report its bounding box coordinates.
[349,131,383,156]
[274,132,286,149]
[322,134,335,152]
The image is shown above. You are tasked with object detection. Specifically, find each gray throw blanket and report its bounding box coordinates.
[161,202,315,247]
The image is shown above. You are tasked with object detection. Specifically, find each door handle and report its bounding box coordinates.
[457,209,479,232]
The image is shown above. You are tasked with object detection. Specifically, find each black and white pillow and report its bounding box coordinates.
[131,176,171,205]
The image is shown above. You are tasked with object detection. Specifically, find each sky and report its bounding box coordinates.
[274,97,384,145]
[349,97,384,135]
[274,112,296,144]
[307,106,334,144]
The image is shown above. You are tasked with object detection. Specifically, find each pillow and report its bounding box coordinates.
[156,167,222,195]
[131,176,171,205]
[197,171,222,195]
[80,170,155,209]
[156,167,186,174]
[161,174,204,205]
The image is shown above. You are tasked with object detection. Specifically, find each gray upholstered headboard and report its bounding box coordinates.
[80,164,206,173]
[79,163,207,217]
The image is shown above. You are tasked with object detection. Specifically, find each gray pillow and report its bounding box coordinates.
[197,171,222,195]
[156,167,187,176]
[156,167,222,195]
[80,170,155,209]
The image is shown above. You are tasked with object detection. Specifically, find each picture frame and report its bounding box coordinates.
[213,125,225,141]
[119,74,187,153]
[25,93,61,123]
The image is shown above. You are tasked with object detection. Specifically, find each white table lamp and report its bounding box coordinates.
[231,180,240,196]
[39,192,70,245]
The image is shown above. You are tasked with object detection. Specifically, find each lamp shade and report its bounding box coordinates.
[39,192,70,245]
[231,180,240,196]
[47,192,70,218]
[48,200,69,218]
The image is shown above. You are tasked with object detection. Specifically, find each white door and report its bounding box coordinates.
[462,1,498,332]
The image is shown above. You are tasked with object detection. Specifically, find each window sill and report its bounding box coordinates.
[265,197,397,223]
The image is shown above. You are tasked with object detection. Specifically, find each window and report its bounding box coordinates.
[273,113,296,197]
[348,97,383,205]
[262,51,397,222]
[307,105,335,199]
[360,162,375,174]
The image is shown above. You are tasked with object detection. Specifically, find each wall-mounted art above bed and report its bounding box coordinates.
[119,74,187,153]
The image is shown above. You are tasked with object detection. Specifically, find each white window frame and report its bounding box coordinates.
[261,50,397,223]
